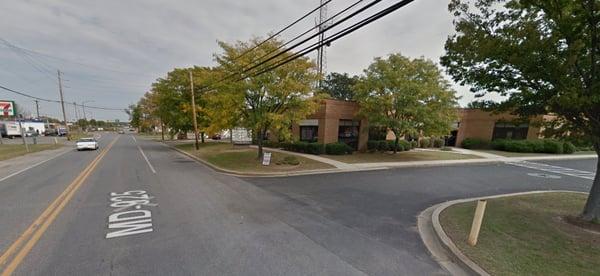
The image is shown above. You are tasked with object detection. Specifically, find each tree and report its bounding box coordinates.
[321,72,358,101]
[354,53,458,153]
[214,38,319,158]
[441,0,600,222]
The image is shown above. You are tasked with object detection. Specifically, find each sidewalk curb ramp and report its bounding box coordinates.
[418,190,588,276]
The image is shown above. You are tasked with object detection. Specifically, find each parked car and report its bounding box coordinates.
[76,138,99,151]
[211,134,222,140]
[118,129,125,134]
[58,127,68,137]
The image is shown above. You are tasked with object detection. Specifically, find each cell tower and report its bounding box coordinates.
[317,0,328,81]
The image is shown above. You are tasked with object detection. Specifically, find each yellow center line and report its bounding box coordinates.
[0,135,120,276]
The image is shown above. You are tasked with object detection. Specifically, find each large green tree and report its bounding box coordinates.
[355,53,458,153]
[321,72,358,101]
[441,0,600,221]
[215,38,319,158]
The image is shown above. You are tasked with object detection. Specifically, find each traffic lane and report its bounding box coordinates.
[17,137,366,276]
[0,135,114,254]
[537,157,598,172]
[244,162,592,266]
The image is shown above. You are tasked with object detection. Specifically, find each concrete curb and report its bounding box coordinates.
[418,190,588,276]
[165,143,388,178]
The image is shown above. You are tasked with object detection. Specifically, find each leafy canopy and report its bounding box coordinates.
[354,53,458,150]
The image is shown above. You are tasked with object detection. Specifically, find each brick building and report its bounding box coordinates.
[452,109,554,147]
[291,99,369,151]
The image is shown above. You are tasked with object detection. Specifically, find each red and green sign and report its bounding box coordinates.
[0,101,15,117]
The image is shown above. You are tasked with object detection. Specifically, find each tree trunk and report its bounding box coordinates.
[160,121,165,141]
[257,129,264,159]
[201,131,205,143]
[393,136,399,154]
[582,142,600,222]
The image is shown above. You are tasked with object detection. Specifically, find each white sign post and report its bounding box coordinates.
[262,152,272,166]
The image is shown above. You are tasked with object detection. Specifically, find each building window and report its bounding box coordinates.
[492,122,529,140]
[300,126,318,142]
[338,120,360,149]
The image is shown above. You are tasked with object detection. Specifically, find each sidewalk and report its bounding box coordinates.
[0,146,72,182]
[260,146,597,172]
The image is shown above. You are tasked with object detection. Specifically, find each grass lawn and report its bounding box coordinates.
[175,142,334,173]
[0,144,63,161]
[323,150,481,163]
[479,149,597,157]
[440,192,600,276]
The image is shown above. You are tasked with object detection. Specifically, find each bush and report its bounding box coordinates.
[398,140,411,151]
[277,155,300,166]
[505,140,534,153]
[262,141,281,148]
[563,142,576,154]
[420,138,431,148]
[432,138,445,148]
[325,142,354,155]
[542,139,563,154]
[367,140,379,152]
[387,140,405,152]
[526,140,546,153]
[461,138,489,149]
[281,142,324,155]
[441,147,453,151]
[410,140,418,149]
[378,140,390,152]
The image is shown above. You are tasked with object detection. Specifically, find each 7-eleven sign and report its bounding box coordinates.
[0,101,15,117]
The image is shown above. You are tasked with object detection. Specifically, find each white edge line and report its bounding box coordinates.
[0,148,71,182]
[137,144,156,174]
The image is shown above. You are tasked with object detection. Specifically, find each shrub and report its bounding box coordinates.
[563,142,576,154]
[398,140,411,151]
[441,147,453,151]
[277,156,300,166]
[504,140,534,153]
[378,140,390,152]
[367,140,379,152]
[281,142,323,155]
[262,141,281,148]
[542,139,563,154]
[432,138,445,148]
[420,138,431,148]
[461,138,489,149]
[526,140,545,153]
[325,142,354,155]
[490,139,508,151]
[388,140,405,152]
[410,140,418,149]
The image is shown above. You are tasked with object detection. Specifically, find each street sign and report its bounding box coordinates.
[231,127,252,145]
[262,152,272,166]
[0,101,15,117]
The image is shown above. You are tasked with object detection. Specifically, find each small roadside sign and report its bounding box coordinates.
[262,152,272,166]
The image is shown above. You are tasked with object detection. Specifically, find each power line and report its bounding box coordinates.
[199,0,371,91]
[230,0,334,62]
[247,0,416,79]
[0,84,126,111]
[0,38,155,77]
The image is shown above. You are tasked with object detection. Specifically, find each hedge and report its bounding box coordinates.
[325,143,354,155]
[281,142,324,155]
[490,139,569,154]
[461,138,489,149]
[419,138,431,148]
[563,142,576,154]
[432,138,445,148]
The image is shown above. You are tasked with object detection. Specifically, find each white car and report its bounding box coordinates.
[76,138,99,151]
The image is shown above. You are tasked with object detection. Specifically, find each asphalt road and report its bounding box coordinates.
[0,133,596,275]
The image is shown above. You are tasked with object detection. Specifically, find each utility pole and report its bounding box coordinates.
[316,0,328,87]
[34,100,40,119]
[57,70,69,140]
[82,103,87,121]
[189,69,199,150]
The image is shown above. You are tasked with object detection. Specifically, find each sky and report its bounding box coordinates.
[0,0,485,122]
